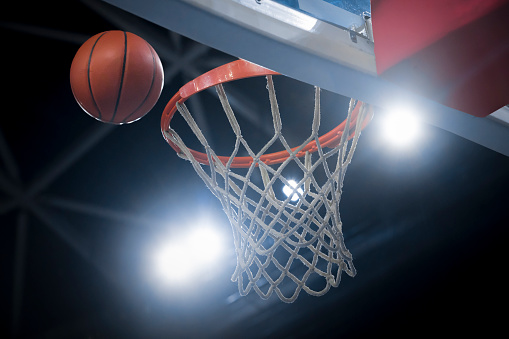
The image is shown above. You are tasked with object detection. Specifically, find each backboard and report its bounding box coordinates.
[101,0,509,156]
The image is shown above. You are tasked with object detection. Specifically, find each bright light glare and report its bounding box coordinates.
[151,226,224,286]
[282,180,304,201]
[190,228,223,264]
[153,244,191,283]
[381,107,422,148]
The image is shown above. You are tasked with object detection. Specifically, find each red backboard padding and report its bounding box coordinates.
[371,0,509,117]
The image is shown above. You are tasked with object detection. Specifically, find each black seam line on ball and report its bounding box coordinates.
[111,31,128,123]
[88,32,107,120]
[122,42,158,124]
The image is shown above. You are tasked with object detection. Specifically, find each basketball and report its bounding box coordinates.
[70,31,164,124]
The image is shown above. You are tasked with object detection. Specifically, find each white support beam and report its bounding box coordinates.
[489,106,509,127]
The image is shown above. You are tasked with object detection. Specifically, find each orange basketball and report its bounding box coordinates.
[70,31,164,124]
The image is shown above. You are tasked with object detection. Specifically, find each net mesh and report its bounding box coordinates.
[163,76,369,302]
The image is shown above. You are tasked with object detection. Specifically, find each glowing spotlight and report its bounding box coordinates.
[153,243,192,284]
[151,226,225,286]
[381,107,422,148]
[190,227,223,264]
[283,179,304,201]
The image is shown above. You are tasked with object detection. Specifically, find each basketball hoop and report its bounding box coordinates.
[161,59,374,302]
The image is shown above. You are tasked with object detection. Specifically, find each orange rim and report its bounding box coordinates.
[161,59,373,168]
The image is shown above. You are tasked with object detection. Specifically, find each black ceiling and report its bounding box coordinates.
[1,1,508,338]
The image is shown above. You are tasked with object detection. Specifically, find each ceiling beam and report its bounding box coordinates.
[26,123,114,198]
[0,21,90,45]
[39,195,163,228]
[11,211,28,337]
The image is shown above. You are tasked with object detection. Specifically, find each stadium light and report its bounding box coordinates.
[150,223,225,287]
[282,179,304,202]
[381,106,422,149]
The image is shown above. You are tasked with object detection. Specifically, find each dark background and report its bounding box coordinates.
[1,1,507,338]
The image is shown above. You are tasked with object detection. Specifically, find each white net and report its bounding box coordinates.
[163,75,370,302]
